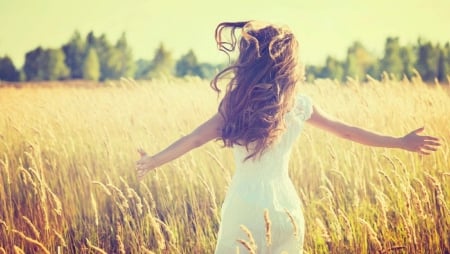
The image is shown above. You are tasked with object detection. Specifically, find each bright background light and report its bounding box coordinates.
[1,0,449,67]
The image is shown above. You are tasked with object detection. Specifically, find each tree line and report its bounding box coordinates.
[0,32,449,83]
[306,38,450,83]
[0,31,224,82]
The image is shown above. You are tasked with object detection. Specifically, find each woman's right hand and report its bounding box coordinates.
[400,127,441,155]
[136,148,156,180]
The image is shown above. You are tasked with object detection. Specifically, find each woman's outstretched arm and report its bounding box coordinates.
[136,113,223,180]
[307,104,441,154]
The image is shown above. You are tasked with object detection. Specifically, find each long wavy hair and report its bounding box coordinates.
[210,21,303,160]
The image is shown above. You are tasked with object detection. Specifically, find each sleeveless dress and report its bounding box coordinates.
[214,94,313,254]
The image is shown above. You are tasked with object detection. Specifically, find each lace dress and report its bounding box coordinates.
[214,94,313,254]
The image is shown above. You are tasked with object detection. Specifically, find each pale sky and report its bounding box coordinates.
[1,0,449,68]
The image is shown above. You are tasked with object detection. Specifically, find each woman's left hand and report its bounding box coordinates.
[136,148,155,180]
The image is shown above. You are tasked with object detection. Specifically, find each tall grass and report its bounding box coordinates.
[0,77,449,253]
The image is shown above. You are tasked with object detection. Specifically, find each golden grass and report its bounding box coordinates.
[0,77,449,253]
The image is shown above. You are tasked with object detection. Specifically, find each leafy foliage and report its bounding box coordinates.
[62,31,86,79]
[7,30,450,83]
[23,47,69,81]
[82,48,100,81]
[308,38,450,83]
[176,49,203,78]
[0,55,20,81]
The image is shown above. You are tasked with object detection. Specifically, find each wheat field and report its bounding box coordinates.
[0,76,449,254]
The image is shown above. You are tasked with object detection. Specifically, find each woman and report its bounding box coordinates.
[135,21,440,253]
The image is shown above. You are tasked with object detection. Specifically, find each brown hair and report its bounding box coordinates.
[211,21,303,160]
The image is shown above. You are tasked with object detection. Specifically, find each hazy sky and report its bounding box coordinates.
[1,0,449,67]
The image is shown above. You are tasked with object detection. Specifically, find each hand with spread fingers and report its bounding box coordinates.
[136,148,155,181]
[401,127,441,155]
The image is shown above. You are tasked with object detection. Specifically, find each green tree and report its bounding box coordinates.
[197,63,221,80]
[444,42,450,81]
[0,56,20,81]
[305,65,321,82]
[41,48,70,80]
[381,37,403,79]
[86,32,115,80]
[436,44,450,83]
[134,58,153,79]
[415,40,439,81]
[146,43,174,79]
[111,32,135,78]
[367,61,381,80]
[24,47,69,81]
[24,47,45,81]
[82,48,100,81]
[320,56,344,81]
[175,49,203,77]
[344,41,376,81]
[399,45,416,79]
[62,31,86,79]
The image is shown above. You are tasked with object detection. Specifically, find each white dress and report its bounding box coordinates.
[215,94,313,254]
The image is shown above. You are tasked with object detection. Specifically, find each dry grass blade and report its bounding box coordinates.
[285,209,299,239]
[236,239,256,254]
[263,209,271,247]
[12,229,50,254]
[85,238,108,254]
[91,181,112,196]
[53,230,67,247]
[0,220,7,230]
[239,225,257,253]
[21,216,40,240]
[13,246,25,254]
[358,218,382,252]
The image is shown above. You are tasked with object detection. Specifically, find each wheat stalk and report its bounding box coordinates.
[358,218,382,252]
[140,245,156,254]
[154,218,176,244]
[107,183,129,209]
[285,209,299,240]
[315,218,331,244]
[13,246,25,254]
[239,224,257,252]
[53,229,67,247]
[236,239,256,254]
[263,209,272,247]
[12,229,50,254]
[46,186,62,215]
[86,238,108,254]
[0,219,7,230]
[92,181,112,196]
[21,216,40,240]
[149,214,166,250]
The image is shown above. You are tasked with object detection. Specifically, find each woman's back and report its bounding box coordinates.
[215,94,312,254]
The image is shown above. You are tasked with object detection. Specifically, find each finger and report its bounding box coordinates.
[424,140,441,146]
[137,148,147,156]
[137,148,145,156]
[417,147,431,155]
[422,145,438,152]
[413,127,425,134]
[418,150,431,155]
[423,136,440,142]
